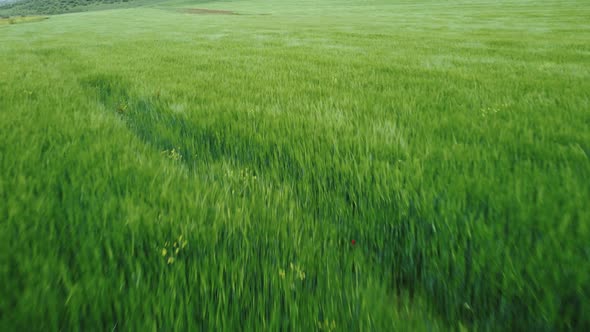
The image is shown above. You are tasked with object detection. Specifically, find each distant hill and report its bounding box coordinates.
[0,0,21,5]
[0,0,150,15]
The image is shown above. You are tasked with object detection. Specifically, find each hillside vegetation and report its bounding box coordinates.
[0,0,152,15]
[1,0,589,330]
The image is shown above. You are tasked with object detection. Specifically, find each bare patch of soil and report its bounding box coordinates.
[0,16,48,26]
[182,8,237,15]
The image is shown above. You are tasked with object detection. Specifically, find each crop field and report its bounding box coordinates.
[1,0,589,330]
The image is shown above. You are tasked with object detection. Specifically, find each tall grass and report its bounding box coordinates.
[1,0,589,330]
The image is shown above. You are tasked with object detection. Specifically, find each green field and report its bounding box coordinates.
[1,0,589,330]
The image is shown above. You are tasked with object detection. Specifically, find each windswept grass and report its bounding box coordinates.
[0,0,589,330]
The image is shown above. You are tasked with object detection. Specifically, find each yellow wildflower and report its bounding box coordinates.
[317,319,337,331]
[297,269,305,280]
[161,248,167,256]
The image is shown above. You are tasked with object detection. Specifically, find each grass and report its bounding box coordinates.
[1,0,589,330]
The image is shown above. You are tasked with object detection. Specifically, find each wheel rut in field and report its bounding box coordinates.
[79,74,303,178]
